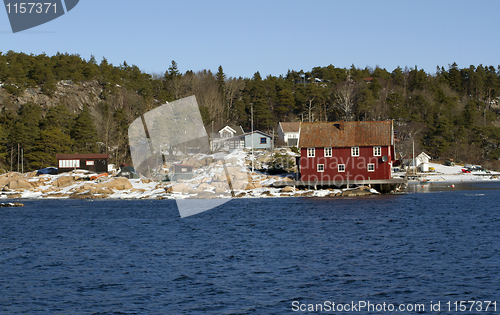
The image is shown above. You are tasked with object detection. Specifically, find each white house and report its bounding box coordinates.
[277,122,300,147]
[218,125,244,139]
[410,152,431,171]
[210,125,244,152]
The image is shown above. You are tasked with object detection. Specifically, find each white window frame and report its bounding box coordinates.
[324,147,332,157]
[317,164,324,172]
[59,159,80,168]
[338,164,345,172]
[307,148,315,157]
[86,160,94,166]
[373,146,382,156]
[367,163,375,172]
[351,147,359,157]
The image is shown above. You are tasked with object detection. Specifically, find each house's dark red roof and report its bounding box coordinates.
[56,153,109,160]
[299,121,393,148]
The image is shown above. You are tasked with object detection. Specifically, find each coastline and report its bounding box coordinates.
[397,162,500,184]
[0,171,380,200]
[1,158,499,201]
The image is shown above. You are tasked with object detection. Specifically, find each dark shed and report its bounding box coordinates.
[56,153,109,174]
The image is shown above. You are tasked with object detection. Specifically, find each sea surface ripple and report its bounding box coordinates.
[1,182,500,314]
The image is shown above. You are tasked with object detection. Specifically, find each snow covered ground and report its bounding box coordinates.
[0,149,348,200]
[393,162,500,183]
[2,152,498,202]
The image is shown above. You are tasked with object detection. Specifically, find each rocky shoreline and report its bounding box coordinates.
[4,148,500,201]
[0,171,379,201]
[0,149,387,201]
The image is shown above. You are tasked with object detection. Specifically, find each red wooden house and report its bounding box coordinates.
[298,121,394,183]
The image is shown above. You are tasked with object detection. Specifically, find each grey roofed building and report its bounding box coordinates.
[226,130,273,152]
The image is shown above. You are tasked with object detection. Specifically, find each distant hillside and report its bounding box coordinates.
[0,79,104,113]
[1,51,500,172]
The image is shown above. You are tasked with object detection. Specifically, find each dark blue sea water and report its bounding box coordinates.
[1,182,500,314]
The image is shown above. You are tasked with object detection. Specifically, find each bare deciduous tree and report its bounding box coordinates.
[334,82,356,121]
[224,78,245,121]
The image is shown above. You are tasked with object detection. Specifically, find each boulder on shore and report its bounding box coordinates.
[281,186,297,193]
[166,183,189,194]
[70,193,109,199]
[0,202,24,207]
[342,187,373,197]
[96,177,133,190]
[52,176,76,188]
[245,182,262,190]
[7,179,32,190]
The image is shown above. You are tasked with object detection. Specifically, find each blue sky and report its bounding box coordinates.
[1,0,499,78]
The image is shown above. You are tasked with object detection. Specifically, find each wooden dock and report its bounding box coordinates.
[273,178,407,193]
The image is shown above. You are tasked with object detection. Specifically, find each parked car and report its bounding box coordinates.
[117,165,140,179]
[444,160,455,166]
[36,167,58,175]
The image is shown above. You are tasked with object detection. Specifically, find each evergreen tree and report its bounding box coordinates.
[368,77,382,98]
[248,72,273,129]
[391,67,405,86]
[354,87,375,120]
[26,126,72,169]
[386,92,406,119]
[446,62,463,93]
[10,102,42,152]
[216,65,226,95]
[71,105,99,153]
[41,103,75,133]
[167,60,180,79]
[275,88,295,119]
[82,55,99,80]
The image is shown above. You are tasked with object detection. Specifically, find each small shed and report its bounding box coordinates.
[411,152,431,171]
[117,165,139,179]
[172,164,194,180]
[56,153,109,174]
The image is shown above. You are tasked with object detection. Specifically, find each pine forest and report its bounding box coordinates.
[1,51,500,171]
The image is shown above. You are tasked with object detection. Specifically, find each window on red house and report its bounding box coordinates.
[307,148,315,157]
[324,147,332,157]
[351,147,359,157]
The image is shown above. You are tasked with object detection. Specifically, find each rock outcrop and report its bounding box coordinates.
[95,177,133,190]
[7,179,32,190]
